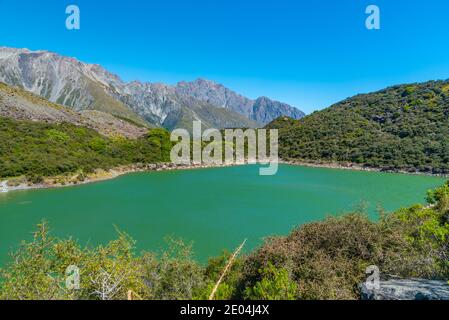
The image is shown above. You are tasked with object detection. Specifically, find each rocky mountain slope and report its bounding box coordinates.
[268,80,449,174]
[121,81,259,131]
[175,78,304,123]
[0,47,148,127]
[0,82,148,138]
[0,47,304,130]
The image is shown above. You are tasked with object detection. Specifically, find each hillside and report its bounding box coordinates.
[0,82,149,138]
[0,83,172,180]
[0,81,251,180]
[268,80,449,174]
[0,116,172,180]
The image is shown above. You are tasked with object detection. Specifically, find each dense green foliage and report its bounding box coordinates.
[0,117,172,179]
[268,80,449,174]
[1,183,448,300]
[243,263,298,300]
[240,183,449,300]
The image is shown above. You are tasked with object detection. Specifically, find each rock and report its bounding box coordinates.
[360,279,449,300]
[0,180,8,193]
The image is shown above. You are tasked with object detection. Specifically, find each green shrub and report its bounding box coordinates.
[244,263,297,300]
[0,223,149,300]
[239,184,449,300]
[140,238,206,300]
[198,251,245,300]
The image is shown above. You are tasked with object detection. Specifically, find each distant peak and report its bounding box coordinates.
[177,78,220,88]
[128,80,144,86]
[195,78,216,84]
[0,47,33,55]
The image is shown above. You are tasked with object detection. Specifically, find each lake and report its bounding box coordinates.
[0,164,445,265]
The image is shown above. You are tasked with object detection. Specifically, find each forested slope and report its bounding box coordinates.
[0,117,171,180]
[268,80,449,174]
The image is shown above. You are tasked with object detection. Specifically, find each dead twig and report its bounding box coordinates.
[127,289,143,301]
[209,239,247,300]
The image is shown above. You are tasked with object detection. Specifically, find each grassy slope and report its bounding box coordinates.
[0,82,75,113]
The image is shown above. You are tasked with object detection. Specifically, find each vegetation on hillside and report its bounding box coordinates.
[1,183,448,300]
[268,80,449,174]
[0,117,172,180]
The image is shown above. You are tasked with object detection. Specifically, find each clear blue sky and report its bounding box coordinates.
[1,0,449,113]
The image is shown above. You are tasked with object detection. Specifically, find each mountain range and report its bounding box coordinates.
[0,47,304,131]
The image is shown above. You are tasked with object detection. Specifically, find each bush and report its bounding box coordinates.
[198,251,245,300]
[238,184,449,300]
[0,225,204,300]
[0,117,172,179]
[140,238,205,300]
[244,263,297,300]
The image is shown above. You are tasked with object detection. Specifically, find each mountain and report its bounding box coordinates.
[0,47,148,127]
[0,81,175,179]
[0,47,303,130]
[268,80,449,174]
[0,82,148,138]
[175,78,305,124]
[120,81,259,131]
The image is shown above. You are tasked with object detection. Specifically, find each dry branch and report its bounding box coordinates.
[209,239,247,300]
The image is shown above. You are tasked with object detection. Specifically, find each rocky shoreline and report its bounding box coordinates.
[0,180,8,193]
[0,162,238,194]
[280,160,449,178]
[2,160,447,194]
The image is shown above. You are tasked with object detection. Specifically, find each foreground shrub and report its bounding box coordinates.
[0,225,204,300]
[244,263,298,300]
[239,184,449,300]
[197,251,245,300]
[140,238,206,300]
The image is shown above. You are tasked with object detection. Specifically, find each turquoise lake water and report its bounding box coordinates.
[0,164,445,265]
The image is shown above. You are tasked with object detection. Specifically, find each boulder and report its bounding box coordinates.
[360,278,449,300]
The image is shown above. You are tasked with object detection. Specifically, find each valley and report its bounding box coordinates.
[2,0,449,303]
[0,46,449,301]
